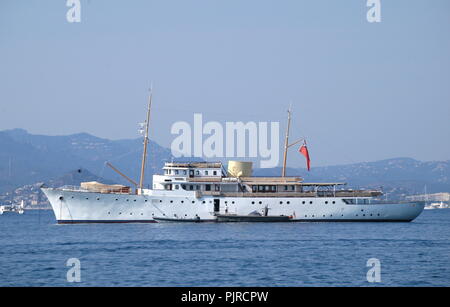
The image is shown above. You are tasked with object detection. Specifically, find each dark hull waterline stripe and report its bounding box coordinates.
[57,218,414,224]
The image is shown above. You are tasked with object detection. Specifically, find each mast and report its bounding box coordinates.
[281,104,304,177]
[281,106,292,177]
[138,87,153,192]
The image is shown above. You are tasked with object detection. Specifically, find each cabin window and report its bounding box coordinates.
[183,170,187,175]
[189,185,194,191]
[175,185,179,190]
[258,186,264,192]
[284,185,288,191]
[196,170,200,175]
[252,186,257,192]
[213,171,217,176]
[205,184,211,191]
[175,170,179,175]
[215,185,220,191]
[291,186,295,191]
[181,184,186,190]
[205,171,209,175]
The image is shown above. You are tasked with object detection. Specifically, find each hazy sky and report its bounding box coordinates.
[1,0,449,167]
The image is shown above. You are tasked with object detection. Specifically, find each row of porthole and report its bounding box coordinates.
[251,200,335,205]
[78,196,338,206]
[303,213,381,218]
[106,212,195,218]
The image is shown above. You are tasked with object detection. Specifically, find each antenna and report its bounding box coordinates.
[138,85,153,193]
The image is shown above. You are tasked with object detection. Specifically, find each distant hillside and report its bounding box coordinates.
[0,129,172,193]
[0,168,114,207]
[0,129,449,200]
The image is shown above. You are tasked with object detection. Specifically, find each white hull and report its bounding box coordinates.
[42,188,424,224]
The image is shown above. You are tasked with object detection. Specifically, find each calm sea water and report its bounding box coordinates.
[0,209,449,287]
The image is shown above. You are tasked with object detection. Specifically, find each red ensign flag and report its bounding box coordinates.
[299,142,311,171]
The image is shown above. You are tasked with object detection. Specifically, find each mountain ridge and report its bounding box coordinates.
[0,129,449,200]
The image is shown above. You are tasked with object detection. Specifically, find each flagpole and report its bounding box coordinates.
[282,104,305,177]
[281,105,292,177]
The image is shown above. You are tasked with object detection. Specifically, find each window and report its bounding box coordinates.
[183,170,187,175]
[284,185,288,191]
[175,185,179,190]
[205,185,211,191]
[215,185,220,191]
[252,186,257,192]
[196,170,200,175]
[175,170,179,175]
[205,171,209,175]
[213,171,217,176]
[189,185,194,191]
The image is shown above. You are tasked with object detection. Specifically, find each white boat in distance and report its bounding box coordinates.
[41,91,424,224]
